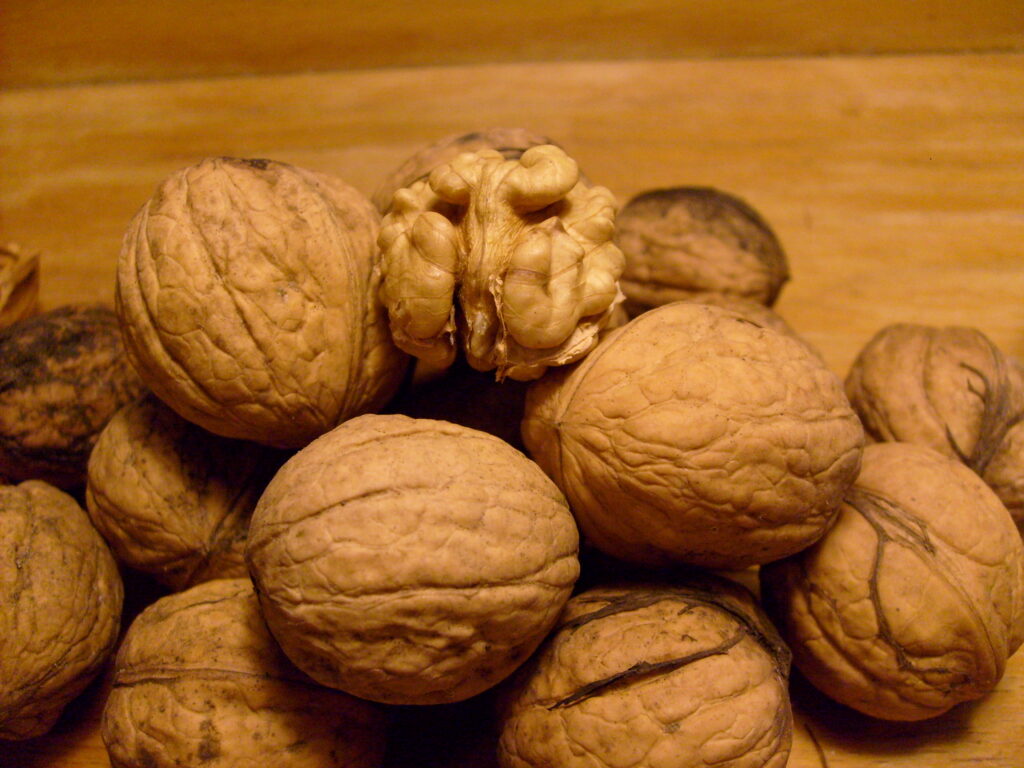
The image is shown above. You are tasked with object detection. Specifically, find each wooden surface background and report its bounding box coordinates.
[2,2,1023,766]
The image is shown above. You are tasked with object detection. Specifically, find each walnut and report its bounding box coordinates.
[372,127,557,213]
[616,187,789,315]
[522,302,864,569]
[378,144,625,381]
[116,156,409,449]
[845,323,1024,529]
[498,576,793,768]
[0,243,40,329]
[1,480,123,740]
[102,577,387,768]
[85,394,284,590]
[246,413,580,705]
[682,292,822,360]
[761,442,1024,720]
[0,304,147,488]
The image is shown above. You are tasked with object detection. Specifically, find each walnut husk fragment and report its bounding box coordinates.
[0,304,147,488]
[498,576,793,768]
[102,577,387,768]
[1,481,123,740]
[86,394,284,590]
[761,442,1024,720]
[0,243,40,329]
[246,413,580,705]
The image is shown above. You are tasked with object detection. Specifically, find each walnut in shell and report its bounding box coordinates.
[761,442,1024,720]
[522,302,864,569]
[498,577,793,768]
[102,577,387,768]
[86,394,284,590]
[378,144,625,381]
[0,243,40,329]
[0,304,147,488]
[1,481,123,740]
[116,156,408,449]
[616,187,789,315]
[246,413,580,705]
[845,323,1024,529]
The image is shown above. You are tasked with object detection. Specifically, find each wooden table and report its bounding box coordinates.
[2,13,1023,765]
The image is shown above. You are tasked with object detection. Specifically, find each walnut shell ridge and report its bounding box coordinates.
[116,156,408,449]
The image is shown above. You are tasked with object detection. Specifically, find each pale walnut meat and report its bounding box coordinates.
[86,394,284,590]
[1,481,123,740]
[522,302,864,569]
[102,578,387,768]
[616,187,789,315]
[498,576,793,768]
[378,144,625,381]
[761,442,1024,721]
[845,323,1024,529]
[245,413,580,705]
[0,243,40,329]
[0,304,147,488]
[372,127,556,213]
[116,156,408,449]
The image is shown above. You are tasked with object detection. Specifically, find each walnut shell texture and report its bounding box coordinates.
[246,413,580,705]
[498,577,792,768]
[1,481,123,740]
[616,187,789,313]
[761,442,1024,720]
[102,577,386,768]
[86,394,284,590]
[0,304,147,488]
[522,301,864,569]
[845,322,1024,528]
[116,156,408,449]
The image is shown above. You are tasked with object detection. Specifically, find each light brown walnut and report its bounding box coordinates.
[522,301,864,569]
[0,243,39,329]
[246,413,580,705]
[1,481,123,740]
[761,442,1024,720]
[116,156,408,449]
[102,578,387,768]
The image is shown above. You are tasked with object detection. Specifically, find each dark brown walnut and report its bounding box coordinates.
[371,127,557,213]
[0,304,147,488]
[0,242,40,329]
[616,187,789,315]
[102,577,387,768]
[522,302,864,570]
[116,156,408,449]
[1,480,123,740]
[86,394,285,590]
[498,577,793,768]
[246,413,580,705]
[761,442,1024,721]
[845,323,1024,529]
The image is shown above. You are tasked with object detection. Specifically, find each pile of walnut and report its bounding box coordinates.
[2,127,1023,768]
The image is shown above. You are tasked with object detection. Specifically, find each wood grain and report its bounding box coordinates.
[1,51,1023,765]
[2,0,1023,88]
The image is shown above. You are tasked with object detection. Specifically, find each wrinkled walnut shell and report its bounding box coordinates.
[0,304,147,488]
[246,413,580,705]
[522,302,864,569]
[1,481,123,740]
[761,442,1024,720]
[498,577,792,768]
[616,187,789,314]
[116,156,408,449]
[102,577,387,768]
[86,394,284,590]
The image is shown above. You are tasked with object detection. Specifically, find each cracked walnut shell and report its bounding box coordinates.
[522,302,864,569]
[116,156,408,449]
[1,481,123,740]
[498,577,793,768]
[102,577,387,768]
[245,413,580,705]
[378,144,625,381]
[761,442,1024,720]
